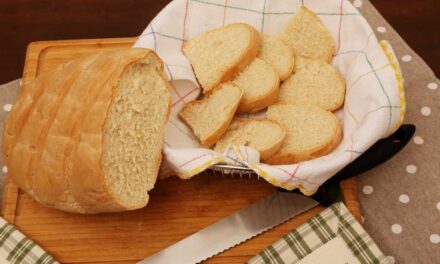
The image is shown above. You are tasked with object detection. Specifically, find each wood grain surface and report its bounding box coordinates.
[0,38,360,264]
[0,0,438,84]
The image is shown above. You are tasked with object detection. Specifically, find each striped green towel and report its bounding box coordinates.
[249,203,388,264]
[0,218,57,264]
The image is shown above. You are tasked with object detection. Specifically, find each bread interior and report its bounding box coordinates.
[103,59,169,208]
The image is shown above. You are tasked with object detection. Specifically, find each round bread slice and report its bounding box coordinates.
[183,23,260,93]
[265,104,342,165]
[258,35,295,81]
[232,58,280,113]
[214,119,285,161]
[278,57,345,111]
[180,83,243,147]
[278,6,335,63]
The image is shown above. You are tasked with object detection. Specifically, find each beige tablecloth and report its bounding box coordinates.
[0,0,438,263]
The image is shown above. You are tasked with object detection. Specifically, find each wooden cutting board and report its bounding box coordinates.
[1,38,361,264]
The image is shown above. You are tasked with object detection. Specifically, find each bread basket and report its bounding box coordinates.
[136,0,406,194]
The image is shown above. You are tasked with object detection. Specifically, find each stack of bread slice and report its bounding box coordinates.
[180,7,346,164]
[4,48,172,213]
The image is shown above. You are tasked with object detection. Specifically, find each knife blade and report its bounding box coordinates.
[138,192,319,264]
[138,124,415,264]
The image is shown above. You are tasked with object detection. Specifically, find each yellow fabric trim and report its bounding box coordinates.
[232,145,245,160]
[177,157,224,179]
[249,164,318,196]
[380,40,406,136]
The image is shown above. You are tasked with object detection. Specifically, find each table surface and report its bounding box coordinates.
[0,0,439,84]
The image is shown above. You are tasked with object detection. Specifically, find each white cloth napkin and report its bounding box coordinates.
[134,0,405,195]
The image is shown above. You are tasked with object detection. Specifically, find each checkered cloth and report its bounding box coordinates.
[134,0,405,195]
[248,203,387,264]
[0,218,57,264]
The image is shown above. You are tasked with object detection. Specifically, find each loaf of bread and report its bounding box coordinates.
[278,6,335,63]
[232,58,280,113]
[180,83,242,147]
[3,48,171,213]
[265,104,342,165]
[183,23,260,93]
[214,119,285,160]
[278,57,345,111]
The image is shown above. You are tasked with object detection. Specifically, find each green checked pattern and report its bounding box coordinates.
[249,203,388,264]
[0,218,58,264]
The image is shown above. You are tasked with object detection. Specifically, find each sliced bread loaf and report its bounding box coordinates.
[180,83,243,147]
[278,57,345,111]
[3,48,171,213]
[278,7,335,63]
[232,58,280,113]
[257,35,295,80]
[214,119,285,160]
[183,23,260,93]
[265,104,342,165]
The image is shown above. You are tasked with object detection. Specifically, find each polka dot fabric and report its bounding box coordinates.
[2,103,12,112]
[356,1,440,262]
[0,79,21,204]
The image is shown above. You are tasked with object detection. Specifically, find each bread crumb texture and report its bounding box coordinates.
[183,23,259,92]
[214,119,285,160]
[266,104,341,164]
[258,35,295,80]
[232,58,279,112]
[278,6,335,63]
[180,83,242,147]
[278,57,345,111]
[104,61,170,208]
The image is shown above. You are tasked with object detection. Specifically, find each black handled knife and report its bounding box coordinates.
[139,124,415,264]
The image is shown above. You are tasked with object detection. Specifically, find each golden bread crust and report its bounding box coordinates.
[179,84,243,147]
[4,48,169,213]
[265,103,342,165]
[183,23,261,93]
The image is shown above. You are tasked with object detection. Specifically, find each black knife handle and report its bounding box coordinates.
[326,124,415,185]
[312,124,415,206]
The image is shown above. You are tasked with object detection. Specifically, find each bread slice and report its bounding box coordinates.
[257,35,295,80]
[180,83,242,147]
[232,58,280,113]
[3,48,171,213]
[278,57,345,111]
[278,7,335,63]
[214,119,285,161]
[265,104,342,165]
[183,23,260,93]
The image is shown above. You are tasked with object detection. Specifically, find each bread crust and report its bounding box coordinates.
[279,57,346,112]
[265,103,342,165]
[259,119,286,161]
[330,71,346,112]
[279,55,295,81]
[183,23,261,93]
[215,118,285,160]
[180,84,243,147]
[236,64,280,113]
[278,7,335,63]
[4,48,170,213]
[69,50,170,213]
[299,7,335,63]
[258,35,295,81]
